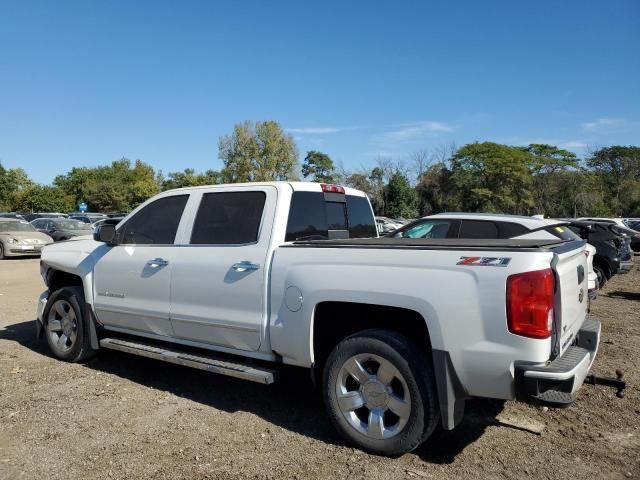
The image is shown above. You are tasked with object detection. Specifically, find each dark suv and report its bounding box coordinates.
[565,220,633,287]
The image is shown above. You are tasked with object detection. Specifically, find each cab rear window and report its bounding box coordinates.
[285,192,376,241]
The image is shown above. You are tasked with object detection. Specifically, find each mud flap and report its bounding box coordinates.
[85,304,100,351]
[432,349,467,430]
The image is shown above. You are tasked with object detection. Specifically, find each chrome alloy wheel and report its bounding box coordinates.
[335,353,411,440]
[47,299,78,353]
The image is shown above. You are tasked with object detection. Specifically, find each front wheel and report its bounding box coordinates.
[43,286,95,362]
[322,329,439,456]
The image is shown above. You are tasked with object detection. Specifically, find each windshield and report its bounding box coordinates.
[0,221,37,232]
[54,220,92,231]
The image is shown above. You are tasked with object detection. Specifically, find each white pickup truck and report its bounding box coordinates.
[35,182,600,455]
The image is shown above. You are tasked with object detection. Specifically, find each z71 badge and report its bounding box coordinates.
[457,256,511,267]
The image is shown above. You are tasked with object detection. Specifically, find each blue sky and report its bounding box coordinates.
[1,0,639,184]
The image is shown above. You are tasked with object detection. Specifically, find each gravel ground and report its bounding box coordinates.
[1,257,639,480]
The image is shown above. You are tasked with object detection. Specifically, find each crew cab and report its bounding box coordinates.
[35,182,600,456]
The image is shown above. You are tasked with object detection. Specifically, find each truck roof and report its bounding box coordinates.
[163,181,367,197]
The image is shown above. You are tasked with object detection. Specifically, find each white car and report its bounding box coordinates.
[35,183,599,456]
[391,213,599,297]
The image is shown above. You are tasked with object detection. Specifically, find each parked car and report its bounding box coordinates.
[387,213,598,298]
[375,216,404,234]
[565,220,634,288]
[578,217,630,229]
[609,225,640,252]
[0,218,53,259]
[23,212,68,222]
[69,213,109,225]
[36,182,598,456]
[0,212,25,219]
[30,218,94,241]
[91,217,124,230]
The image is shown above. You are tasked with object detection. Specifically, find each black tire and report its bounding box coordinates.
[43,286,96,362]
[322,329,439,456]
[593,263,608,289]
[0,242,4,260]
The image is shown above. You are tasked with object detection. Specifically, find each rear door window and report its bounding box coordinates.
[459,220,500,238]
[190,191,266,245]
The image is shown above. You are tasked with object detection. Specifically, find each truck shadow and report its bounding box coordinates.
[604,290,640,301]
[2,318,502,464]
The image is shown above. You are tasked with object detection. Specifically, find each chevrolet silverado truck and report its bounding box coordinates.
[35,182,600,456]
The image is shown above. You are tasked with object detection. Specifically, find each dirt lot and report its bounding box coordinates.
[1,258,638,480]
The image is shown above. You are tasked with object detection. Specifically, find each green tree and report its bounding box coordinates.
[586,146,640,216]
[416,162,458,215]
[11,185,74,213]
[219,120,299,182]
[523,144,579,216]
[161,168,222,190]
[54,158,160,212]
[450,142,534,213]
[0,163,33,210]
[302,150,336,183]
[385,171,418,218]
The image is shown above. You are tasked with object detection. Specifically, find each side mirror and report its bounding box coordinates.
[94,224,116,244]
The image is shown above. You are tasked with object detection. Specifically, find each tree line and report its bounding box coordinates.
[1,120,639,218]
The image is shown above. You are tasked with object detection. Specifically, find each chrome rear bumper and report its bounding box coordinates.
[515,317,600,406]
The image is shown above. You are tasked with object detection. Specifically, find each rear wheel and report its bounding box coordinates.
[593,263,608,289]
[44,286,95,362]
[322,329,438,456]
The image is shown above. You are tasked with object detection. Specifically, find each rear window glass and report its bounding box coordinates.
[497,222,529,238]
[285,192,376,241]
[543,224,581,241]
[346,196,377,238]
[460,220,499,238]
[326,202,347,230]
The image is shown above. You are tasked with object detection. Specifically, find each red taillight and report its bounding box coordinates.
[506,268,555,339]
[320,183,345,194]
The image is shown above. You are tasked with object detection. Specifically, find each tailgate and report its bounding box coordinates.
[552,242,589,356]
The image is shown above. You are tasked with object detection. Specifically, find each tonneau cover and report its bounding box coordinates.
[290,237,580,251]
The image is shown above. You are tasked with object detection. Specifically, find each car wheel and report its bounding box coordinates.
[0,242,4,260]
[44,286,95,362]
[322,329,439,456]
[593,264,607,289]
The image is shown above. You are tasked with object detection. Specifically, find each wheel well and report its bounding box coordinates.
[312,302,432,372]
[48,270,83,294]
[592,257,612,279]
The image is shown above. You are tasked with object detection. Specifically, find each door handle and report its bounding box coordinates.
[232,261,260,272]
[146,258,169,268]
